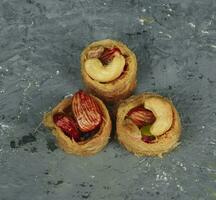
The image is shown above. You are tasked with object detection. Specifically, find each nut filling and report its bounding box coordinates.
[81,39,137,103]
[117,93,181,157]
[126,97,174,144]
[84,46,127,83]
[53,90,103,143]
[126,105,157,143]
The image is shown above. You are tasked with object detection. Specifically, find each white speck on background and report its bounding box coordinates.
[145,162,150,167]
[167,14,171,17]
[141,187,144,191]
[181,165,187,171]
[156,171,168,182]
[0,66,2,69]
[139,18,145,25]
[142,8,146,12]
[90,175,95,179]
[210,44,216,49]
[202,125,205,129]
[0,89,5,93]
[5,68,9,72]
[32,121,43,135]
[56,70,60,75]
[210,141,216,145]
[165,33,172,38]
[168,8,173,12]
[188,22,196,28]
[138,16,154,25]
[0,122,10,130]
[162,171,168,181]
[35,81,40,87]
[139,158,146,163]
[177,184,184,192]
[103,2,106,5]
[34,175,38,182]
[24,82,32,93]
[159,31,172,39]
[151,185,156,190]
[201,30,209,34]
[177,161,187,171]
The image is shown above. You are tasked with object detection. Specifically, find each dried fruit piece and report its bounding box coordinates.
[79,127,99,141]
[72,90,102,132]
[99,47,121,64]
[142,135,156,143]
[127,106,156,127]
[140,125,156,144]
[53,113,80,142]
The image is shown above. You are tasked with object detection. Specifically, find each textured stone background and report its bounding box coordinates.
[0,0,216,199]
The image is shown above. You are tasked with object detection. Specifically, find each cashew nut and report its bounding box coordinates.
[84,55,125,82]
[144,97,173,136]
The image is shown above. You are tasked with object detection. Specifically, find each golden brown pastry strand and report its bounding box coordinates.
[43,95,112,156]
[81,39,137,104]
[116,93,181,157]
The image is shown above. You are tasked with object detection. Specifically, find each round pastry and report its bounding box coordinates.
[43,90,112,156]
[116,93,181,157]
[81,39,137,103]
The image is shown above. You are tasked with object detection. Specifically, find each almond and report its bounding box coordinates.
[127,106,156,127]
[87,46,104,58]
[99,47,121,65]
[53,113,80,142]
[72,90,102,132]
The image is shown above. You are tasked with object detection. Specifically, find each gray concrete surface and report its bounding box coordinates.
[0,0,216,199]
